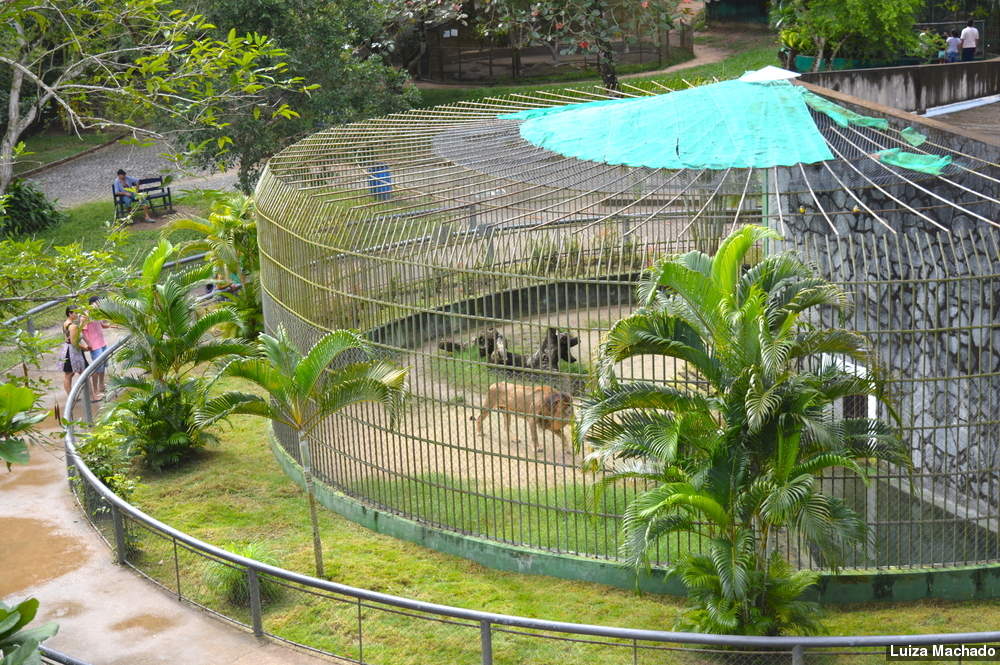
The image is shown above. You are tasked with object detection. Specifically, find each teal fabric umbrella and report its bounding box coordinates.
[500,80,836,170]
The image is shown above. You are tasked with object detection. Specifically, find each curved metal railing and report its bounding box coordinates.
[62,343,1000,664]
[40,646,93,665]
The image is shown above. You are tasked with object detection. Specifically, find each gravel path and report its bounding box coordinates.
[27,139,239,209]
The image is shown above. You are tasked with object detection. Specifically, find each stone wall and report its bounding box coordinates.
[774,141,1000,565]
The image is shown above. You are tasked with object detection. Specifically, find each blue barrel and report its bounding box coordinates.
[368,163,393,201]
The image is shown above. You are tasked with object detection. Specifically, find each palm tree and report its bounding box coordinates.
[165,194,263,338]
[576,225,908,635]
[199,326,407,577]
[96,240,252,469]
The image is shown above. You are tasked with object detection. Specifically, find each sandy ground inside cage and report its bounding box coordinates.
[318,304,682,492]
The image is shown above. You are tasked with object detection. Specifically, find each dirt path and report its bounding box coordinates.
[620,44,729,81]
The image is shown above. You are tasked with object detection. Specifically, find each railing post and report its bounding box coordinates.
[111,504,128,565]
[247,568,264,637]
[26,316,35,336]
[480,620,493,665]
[791,643,805,665]
[81,380,93,424]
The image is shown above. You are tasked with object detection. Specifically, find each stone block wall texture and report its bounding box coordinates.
[775,153,1000,565]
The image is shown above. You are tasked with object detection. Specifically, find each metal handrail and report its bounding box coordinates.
[62,345,1000,656]
[1,252,208,330]
[40,646,93,665]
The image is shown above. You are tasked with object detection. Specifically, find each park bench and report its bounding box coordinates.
[112,176,173,217]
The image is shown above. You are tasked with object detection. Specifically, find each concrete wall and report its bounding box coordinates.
[800,59,1000,113]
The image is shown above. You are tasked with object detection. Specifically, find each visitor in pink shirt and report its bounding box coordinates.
[83,295,111,400]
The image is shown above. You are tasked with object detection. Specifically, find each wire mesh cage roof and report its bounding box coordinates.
[262,70,1000,245]
[255,73,1000,577]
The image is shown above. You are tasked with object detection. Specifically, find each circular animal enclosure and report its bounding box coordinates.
[255,80,1000,580]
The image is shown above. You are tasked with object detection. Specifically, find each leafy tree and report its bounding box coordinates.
[0,179,66,237]
[378,0,469,76]
[1,234,132,393]
[0,382,46,471]
[187,0,419,190]
[0,0,313,194]
[772,0,923,70]
[577,225,908,635]
[199,326,407,577]
[525,0,690,89]
[96,240,252,469]
[166,193,263,338]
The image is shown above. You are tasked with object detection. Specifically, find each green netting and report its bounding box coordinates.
[901,127,929,147]
[800,91,890,129]
[499,80,835,169]
[876,148,953,175]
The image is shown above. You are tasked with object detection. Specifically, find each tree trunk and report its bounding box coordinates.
[811,38,827,73]
[1,65,27,194]
[297,434,326,578]
[405,22,429,77]
[597,39,618,91]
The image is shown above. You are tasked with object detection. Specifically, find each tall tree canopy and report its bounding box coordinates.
[477,0,690,89]
[0,0,313,193]
[187,0,420,190]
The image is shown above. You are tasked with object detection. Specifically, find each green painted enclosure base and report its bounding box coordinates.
[271,438,1000,604]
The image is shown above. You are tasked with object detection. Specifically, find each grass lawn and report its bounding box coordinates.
[128,412,1000,663]
[417,35,778,108]
[31,191,216,255]
[14,130,117,175]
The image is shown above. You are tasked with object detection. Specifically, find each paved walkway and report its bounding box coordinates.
[26,140,239,209]
[1,435,332,665]
[2,331,328,663]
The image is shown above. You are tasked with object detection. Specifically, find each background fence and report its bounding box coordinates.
[418,25,693,83]
[61,348,1000,663]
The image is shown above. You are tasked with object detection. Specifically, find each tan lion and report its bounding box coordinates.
[473,382,574,451]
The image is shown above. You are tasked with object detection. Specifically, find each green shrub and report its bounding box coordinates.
[205,542,284,607]
[0,179,66,237]
[107,379,217,471]
[76,422,138,501]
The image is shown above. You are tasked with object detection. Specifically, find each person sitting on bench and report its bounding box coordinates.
[113,168,153,222]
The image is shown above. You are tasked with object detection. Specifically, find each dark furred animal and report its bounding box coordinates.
[475,328,527,367]
[475,327,579,371]
[473,382,574,450]
[438,340,468,353]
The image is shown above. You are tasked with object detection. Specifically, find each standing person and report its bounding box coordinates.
[960,19,979,61]
[83,295,111,400]
[112,168,153,222]
[946,30,962,63]
[61,307,89,398]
